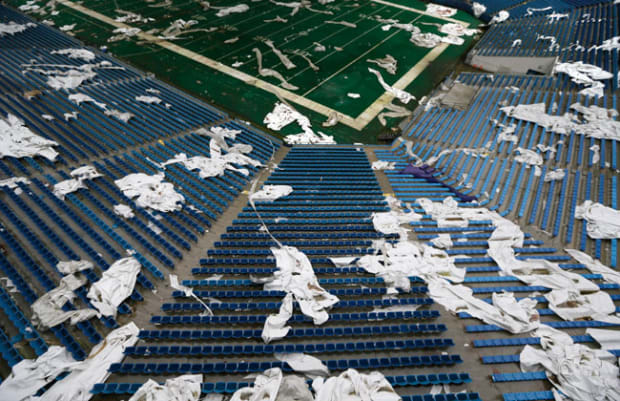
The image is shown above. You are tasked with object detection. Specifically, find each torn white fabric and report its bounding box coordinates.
[439,23,477,37]
[546,289,620,323]
[554,62,613,97]
[368,68,415,104]
[108,27,141,42]
[536,35,559,52]
[264,40,296,69]
[0,176,30,189]
[64,112,78,121]
[135,95,162,104]
[574,200,620,239]
[56,260,93,275]
[430,233,453,249]
[367,55,397,75]
[113,204,134,219]
[0,346,79,401]
[53,165,101,199]
[35,322,140,401]
[544,169,565,182]
[313,369,401,401]
[195,126,241,152]
[520,325,620,401]
[595,36,620,51]
[1,114,59,161]
[348,93,360,98]
[274,353,329,378]
[586,328,620,350]
[104,108,134,123]
[68,93,106,109]
[515,147,543,166]
[0,21,36,37]
[46,69,97,90]
[378,101,411,126]
[31,274,98,329]
[215,4,249,17]
[490,11,510,24]
[264,102,335,145]
[371,161,396,170]
[410,32,443,48]
[51,49,96,62]
[426,4,456,18]
[430,281,539,333]
[59,24,76,32]
[262,293,293,343]
[128,375,202,401]
[472,2,486,17]
[170,274,213,316]
[547,12,568,22]
[230,368,283,401]
[115,172,184,212]
[250,185,293,202]
[371,196,422,239]
[87,257,141,317]
[253,48,299,90]
[565,249,620,285]
[417,197,469,227]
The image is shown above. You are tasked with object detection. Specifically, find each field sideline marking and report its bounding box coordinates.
[58,0,459,131]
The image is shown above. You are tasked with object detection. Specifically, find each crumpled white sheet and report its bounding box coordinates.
[51,49,96,62]
[520,325,620,401]
[135,95,162,104]
[34,322,139,401]
[263,293,294,343]
[426,4,456,18]
[115,172,184,212]
[253,48,299,90]
[0,176,30,189]
[32,274,98,329]
[425,146,489,166]
[1,113,59,161]
[264,102,335,145]
[274,353,329,378]
[170,274,213,316]
[0,21,36,37]
[128,374,202,401]
[586,328,620,350]
[0,346,79,401]
[68,93,106,108]
[313,369,401,401]
[472,2,486,17]
[261,246,339,342]
[515,147,542,166]
[574,200,620,239]
[430,233,453,249]
[87,257,141,317]
[371,161,396,170]
[544,169,565,182]
[367,55,397,75]
[417,197,469,227]
[230,368,283,401]
[429,280,540,333]
[368,68,415,104]
[45,68,97,90]
[53,165,102,199]
[250,185,293,202]
[371,197,422,239]
[108,27,142,42]
[565,249,620,285]
[56,260,93,275]
[554,62,613,97]
[113,204,135,218]
[546,289,620,323]
[215,4,249,17]
[496,123,518,143]
[439,23,477,37]
[104,108,134,123]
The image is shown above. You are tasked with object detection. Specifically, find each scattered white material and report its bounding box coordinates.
[425,146,489,166]
[544,169,565,182]
[18,1,40,11]
[135,95,162,104]
[42,114,55,121]
[147,221,162,235]
[53,165,101,199]
[586,328,620,350]
[371,161,396,170]
[250,185,293,202]
[410,32,443,48]
[367,55,397,74]
[104,108,134,123]
[546,289,619,322]
[170,274,213,316]
[574,201,620,239]
[590,144,600,164]
[64,111,78,121]
[426,4,457,18]
[520,325,620,401]
[115,172,184,212]
[314,369,401,401]
[68,93,106,109]
[262,293,293,343]
[1,114,59,161]
[230,368,284,401]
[263,40,296,70]
[274,353,329,378]
[108,27,141,42]
[595,36,620,51]
[114,204,134,219]
[511,39,522,47]
[490,11,510,24]
[378,101,411,126]
[215,4,249,17]
[35,323,139,401]
[87,257,141,317]
[0,176,30,189]
[472,2,486,17]
[59,24,76,32]
[431,233,453,249]
[526,6,551,15]
[265,16,288,23]
[565,249,620,285]
[253,48,299,90]
[313,42,326,52]
[32,274,99,329]
[496,123,518,143]
[114,10,155,24]
[264,102,335,145]
[128,375,202,401]
[0,22,36,37]
[547,13,568,22]
[372,195,421,239]
[51,48,96,62]
[368,68,414,104]
[439,23,477,37]
[56,260,93,275]
[555,62,613,97]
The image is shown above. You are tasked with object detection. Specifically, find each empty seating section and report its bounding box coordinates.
[88,147,479,400]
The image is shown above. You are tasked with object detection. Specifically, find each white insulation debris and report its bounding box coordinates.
[264,102,335,145]
[87,257,141,317]
[1,114,59,161]
[0,21,36,37]
[115,172,184,212]
[574,201,620,239]
[128,375,203,401]
[68,93,106,108]
[250,185,293,202]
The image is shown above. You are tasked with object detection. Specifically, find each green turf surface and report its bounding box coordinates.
[9,0,480,143]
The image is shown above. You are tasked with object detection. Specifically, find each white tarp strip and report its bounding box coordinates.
[135,95,162,104]
[254,48,299,91]
[520,325,620,401]
[195,126,241,151]
[274,353,329,378]
[87,257,141,317]
[51,49,96,62]
[104,108,134,122]
[367,55,397,75]
[215,4,249,17]
[115,172,184,212]
[262,293,293,343]
[565,249,620,285]
[170,274,213,316]
[1,114,59,161]
[264,40,296,69]
[230,368,283,401]
[68,94,106,109]
[264,102,335,145]
[574,201,620,239]
[250,185,293,202]
[113,204,135,218]
[586,328,620,350]
[128,374,202,401]
[368,68,415,104]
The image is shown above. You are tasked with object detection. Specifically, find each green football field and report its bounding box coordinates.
[9,0,480,143]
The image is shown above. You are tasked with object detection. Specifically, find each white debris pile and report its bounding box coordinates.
[574,200,620,239]
[53,165,102,199]
[264,102,335,145]
[230,367,401,401]
[128,374,202,401]
[426,3,457,18]
[195,126,241,152]
[430,233,453,249]
[378,101,411,126]
[115,172,184,212]
[370,195,421,239]
[368,68,415,104]
[544,168,565,182]
[87,257,141,317]
[520,325,620,401]
[261,246,339,342]
[371,161,396,170]
[425,146,489,166]
[410,31,443,47]
[113,204,135,218]
[554,61,613,97]
[586,328,620,350]
[1,113,59,161]
[514,147,543,166]
[439,23,478,38]
[500,102,620,141]
[68,93,106,108]
[135,95,162,104]
[31,274,99,329]
[51,48,96,62]
[250,185,293,202]
[0,323,138,401]
[0,21,36,37]
[496,123,518,143]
